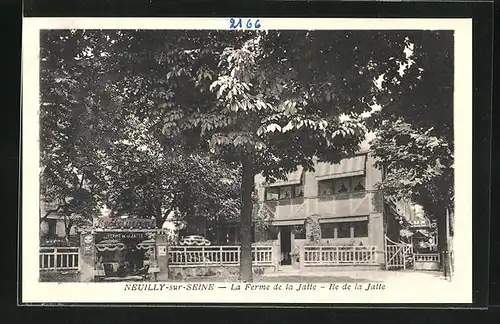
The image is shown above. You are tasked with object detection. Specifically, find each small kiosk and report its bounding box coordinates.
[79,217,169,282]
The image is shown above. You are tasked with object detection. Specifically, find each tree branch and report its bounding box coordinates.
[79,171,86,189]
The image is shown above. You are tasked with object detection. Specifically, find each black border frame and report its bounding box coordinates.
[18,0,493,310]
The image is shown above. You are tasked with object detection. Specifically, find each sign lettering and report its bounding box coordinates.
[95,232,149,242]
[93,217,155,229]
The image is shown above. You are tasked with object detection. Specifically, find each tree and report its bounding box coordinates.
[42,29,440,281]
[39,30,115,239]
[39,30,242,236]
[367,31,454,273]
[101,129,242,230]
[152,30,411,281]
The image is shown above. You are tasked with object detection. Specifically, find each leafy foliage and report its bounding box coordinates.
[368,31,454,220]
[371,119,453,210]
[39,30,242,233]
[40,29,452,279]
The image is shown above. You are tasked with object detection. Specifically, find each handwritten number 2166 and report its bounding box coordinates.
[230,18,261,29]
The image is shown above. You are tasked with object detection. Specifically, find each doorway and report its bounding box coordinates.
[280,226,292,265]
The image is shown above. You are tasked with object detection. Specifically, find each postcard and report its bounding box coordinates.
[21,17,472,304]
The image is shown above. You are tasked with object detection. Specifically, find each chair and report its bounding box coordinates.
[136,264,150,279]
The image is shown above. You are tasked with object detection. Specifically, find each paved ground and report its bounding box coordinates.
[40,267,451,285]
[261,268,450,283]
[164,268,451,284]
[258,275,370,283]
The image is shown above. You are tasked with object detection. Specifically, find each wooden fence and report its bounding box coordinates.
[414,253,440,263]
[39,247,80,271]
[385,236,413,270]
[413,253,441,271]
[302,245,377,266]
[168,245,276,267]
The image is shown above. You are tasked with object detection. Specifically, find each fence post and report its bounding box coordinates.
[220,246,223,266]
[184,247,187,266]
[403,246,406,270]
[299,245,305,270]
[54,248,58,270]
[273,241,279,272]
[77,248,81,271]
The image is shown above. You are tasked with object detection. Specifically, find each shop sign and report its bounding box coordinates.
[93,217,155,229]
[158,246,167,256]
[82,234,94,255]
[95,232,149,242]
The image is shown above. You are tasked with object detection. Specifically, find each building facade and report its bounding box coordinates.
[252,151,388,265]
[39,203,78,240]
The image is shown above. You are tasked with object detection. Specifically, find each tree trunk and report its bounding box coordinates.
[152,198,166,229]
[64,218,73,243]
[156,217,164,229]
[435,203,450,277]
[239,154,254,282]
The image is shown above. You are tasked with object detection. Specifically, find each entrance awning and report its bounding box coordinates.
[265,167,303,187]
[271,219,305,226]
[315,154,366,180]
[95,239,126,252]
[136,238,156,250]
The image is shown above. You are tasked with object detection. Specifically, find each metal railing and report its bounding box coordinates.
[39,247,80,271]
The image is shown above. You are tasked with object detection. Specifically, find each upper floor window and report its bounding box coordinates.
[265,184,304,201]
[295,185,304,197]
[279,186,293,200]
[318,175,366,196]
[266,187,279,201]
[352,176,366,192]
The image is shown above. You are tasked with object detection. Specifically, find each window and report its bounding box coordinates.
[47,219,57,236]
[318,176,366,196]
[292,225,306,239]
[266,226,279,240]
[320,223,336,238]
[266,187,279,201]
[265,184,304,201]
[334,178,351,194]
[279,186,293,200]
[320,220,369,239]
[352,221,368,237]
[352,176,366,192]
[337,222,351,238]
[319,181,334,196]
[295,185,304,197]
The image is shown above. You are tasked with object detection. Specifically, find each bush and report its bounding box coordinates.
[39,271,79,282]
